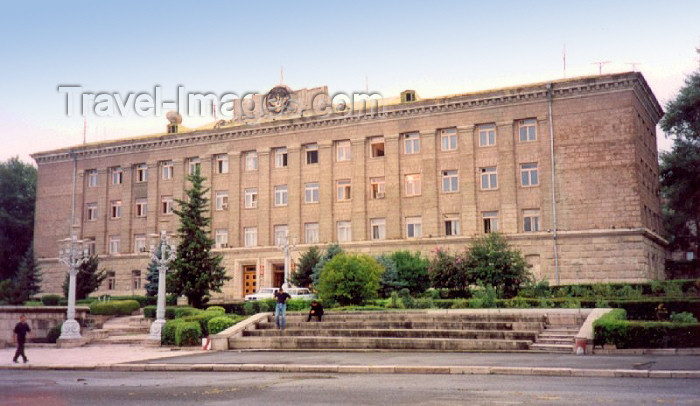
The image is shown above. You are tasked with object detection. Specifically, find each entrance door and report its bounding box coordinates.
[243,265,257,296]
[272,263,285,288]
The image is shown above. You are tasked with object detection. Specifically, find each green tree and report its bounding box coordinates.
[659,63,700,258]
[145,244,161,297]
[390,251,430,295]
[8,246,42,304]
[61,255,108,300]
[290,245,321,288]
[0,157,37,281]
[428,248,471,298]
[317,253,383,306]
[465,233,530,298]
[310,243,343,287]
[169,168,229,308]
[375,254,405,298]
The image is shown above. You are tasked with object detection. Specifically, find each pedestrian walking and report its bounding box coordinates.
[306,300,324,322]
[274,287,291,330]
[13,315,31,364]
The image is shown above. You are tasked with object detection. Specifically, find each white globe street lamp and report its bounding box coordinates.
[277,234,297,289]
[58,229,89,341]
[146,230,176,344]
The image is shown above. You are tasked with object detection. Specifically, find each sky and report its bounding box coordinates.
[1,0,698,163]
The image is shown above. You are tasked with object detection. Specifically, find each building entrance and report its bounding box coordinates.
[243,265,257,296]
[272,263,285,288]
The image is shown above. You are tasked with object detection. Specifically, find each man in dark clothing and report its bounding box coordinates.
[307,300,324,322]
[274,287,291,330]
[13,315,31,363]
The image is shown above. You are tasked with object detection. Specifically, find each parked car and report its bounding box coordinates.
[244,287,278,301]
[287,287,317,300]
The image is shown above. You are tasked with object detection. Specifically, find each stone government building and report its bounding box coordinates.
[31,72,666,300]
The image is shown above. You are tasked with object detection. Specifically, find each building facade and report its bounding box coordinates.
[32,72,666,300]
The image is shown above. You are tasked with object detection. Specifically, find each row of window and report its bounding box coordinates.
[86,164,541,220]
[102,270,142,291]
[84,120,539,187]
[101,209,541,255]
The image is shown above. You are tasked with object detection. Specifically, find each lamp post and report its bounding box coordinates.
[147,230,176,344]
[58,229,89,341]
[277,234,296,289]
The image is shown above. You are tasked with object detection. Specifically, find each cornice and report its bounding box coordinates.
[32,72,662,164]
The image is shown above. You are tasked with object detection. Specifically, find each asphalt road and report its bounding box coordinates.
[1,370,699,406]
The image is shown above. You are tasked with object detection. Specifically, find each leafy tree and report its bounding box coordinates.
[317,253,383,306]
[310,243,343,287]
[61,255,108,300]
[145,244,161,297]
[290,245,321,288]
[659,62,700,258]
[465,233,530,299]
[7,246,42,304]
[390,251,430,295]
[0,157,37,281]
[375,254,405,297]
[169,168,229,308]
[428,248,471,298]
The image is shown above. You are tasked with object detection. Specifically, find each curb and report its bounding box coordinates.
[3,363,700,379]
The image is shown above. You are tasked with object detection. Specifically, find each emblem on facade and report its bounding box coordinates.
[265,86,293,114]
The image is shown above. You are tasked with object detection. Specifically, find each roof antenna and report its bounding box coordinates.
[591,61,611,75]
[83,116,87,144]
[563,44,566,78]
[280,65,284,85]
[365,75,369,93]
[626,62,640,72]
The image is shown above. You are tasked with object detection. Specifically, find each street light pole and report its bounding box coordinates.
[277,234,296,289]
[147,230,176,344]
[58,228,89,341]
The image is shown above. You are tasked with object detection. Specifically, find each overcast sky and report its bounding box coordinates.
[1,0,698,163]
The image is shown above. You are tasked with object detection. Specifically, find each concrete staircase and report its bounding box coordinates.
[531,326,579,353]
[89,315,151,345]
[229,311,548,352]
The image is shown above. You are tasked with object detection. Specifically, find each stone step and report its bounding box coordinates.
[538,333,577,339]
[93,334,150,345]
[228,336,532,351]
[543,327,579,333]
[530,343,573,353]
[101,325,150,334]
[255,321,545,331]
[536,338,574,345]
[271,313,547,323]
[244,328,540,341]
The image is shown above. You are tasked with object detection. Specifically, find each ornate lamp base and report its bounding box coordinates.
[59,319,82,340]
[147,319,166,344]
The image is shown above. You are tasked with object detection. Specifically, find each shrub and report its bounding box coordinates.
[670,311,698,324]
[663,281,683,297]
[41,294,62,306]
[175,321,202,346]
[465,233,530,298]
[594,309,700,348]
[162,319,182,345]
[399,288,416,309]
[107,295,155,307]
[595,298,611,308]
[286,299,312,311]
[616,285,643,299]
[450,299,470,309]
[207,315,243,335]
[89,300,140,316]
[182,311,221,336]
[428,248,471,298]
[318,253,383,306]
[375,254,404,298]
[143,305,177,319]
[173,306,200,318]
[386,291,403,309]
[47,323,62,343]
[591,283,615,298]
[472,286,498,308]
[205,306,226,314]
[416,298,434,309]
[391,251,430,296]
[650,280,664,295]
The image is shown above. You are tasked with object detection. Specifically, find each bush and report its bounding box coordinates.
[47,323,62,343]
[106,295,155,307]
[428,248,470,298]
[143,305,177,319]
[41,294,62,306]
[89,300,140,316]
[472,286,497,308]
[286,299,312,311]
[182,311,222,336]
[616,285,643,299]
[208,315,243,335]
[465,233,530,298]
[391,251,430,296]
[318,253,383,306]
[175,321,202,346]
[162,320,182,345]
[205,306,226,314]
[594,309,700,348]
[173,306,200,318]
[670,311,698,323]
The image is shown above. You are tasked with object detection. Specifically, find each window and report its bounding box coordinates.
[370,137,385,158]
[523,209,540,232]
[161,196,173,215]
[215,190,229,211]
[337,221,351,242]
[406,216,422,238]
[305,182,319,204]
[336,140,351,162]
[519,118,537,142]
[109,236,120,255]
[405,174,421,197]
[274,185,288,206]
[188,157,201,175]
[274,147,288,168]
[216,154,229,174]
[135,164,148,183]
[305,143,319,164]
[442,170,458,193]
[161,161,173,180]
[244,188,258,209]
[305,223,319,244]
[86,203,98,221]
[336,179,351,201]
[371,218,386,240]
[245,151,258,171]
[481,167,498,190]
[444,215,460,236]
[274,225,288,246]
[134,234,146,253]
[483,211,499,233]
[404,132,420,154]
[244,227,257,247]
[87,170,98,187]
[111,167,123,185]
[215,229,229,248]
[520,163,539,187]
[135,199,147,218]
[85,238,96,256]
[132,270,141,290]
[440,128,458,151]
[107,271,116,290]
[478,124,496,146]
[110,200,122,219]
[370,177,385,199]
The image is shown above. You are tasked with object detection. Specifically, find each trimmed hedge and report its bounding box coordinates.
[206,306,226,314]
[175,321,201,346]
[162,319,181,345]
[208,315,243,335]
[243,299,276,315]
[143,305,177,320]
[89,300,140,316]
[41,295,62,306]
[47,323,63,343]
[173,306,200,318]
[594,309,700,348]
[181,311,222,336]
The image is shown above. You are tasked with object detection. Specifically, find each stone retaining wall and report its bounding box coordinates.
[0,306,89,346]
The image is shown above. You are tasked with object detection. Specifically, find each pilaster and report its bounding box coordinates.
[318,140,334,242]
[458,125,477,235]
[384,134,401,239]
[287,145,302,241]
[257,148,271,246]
[497,121,518,233]
[419,130,438,238]
[351,138,367,240]
[228,152,241,247]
